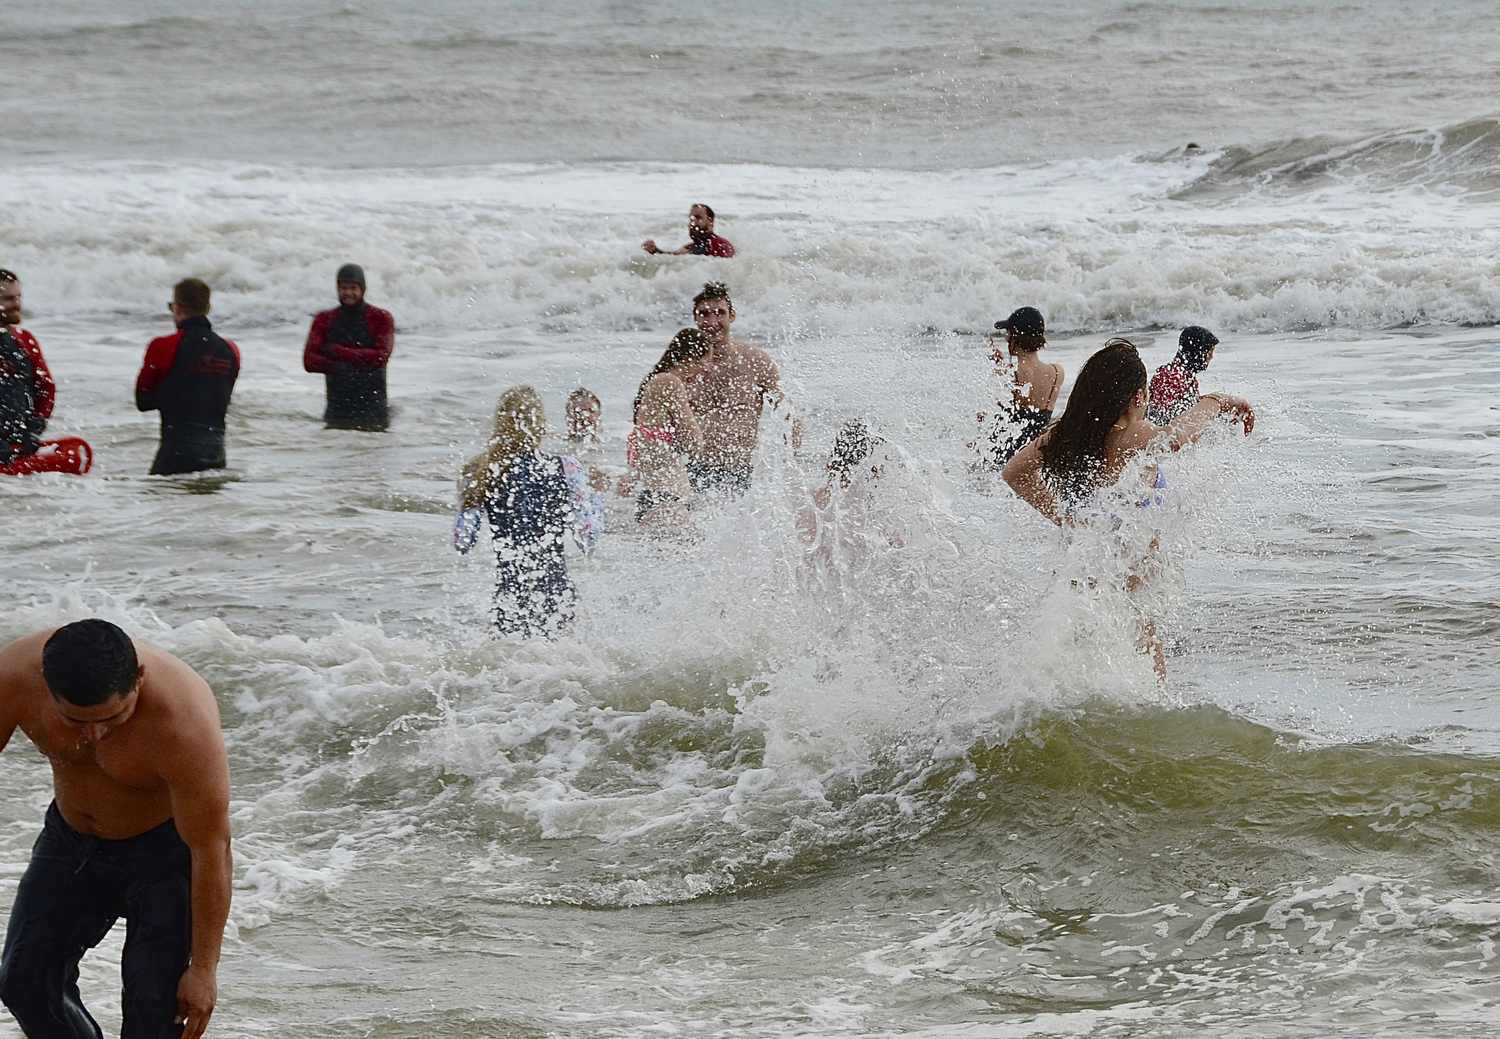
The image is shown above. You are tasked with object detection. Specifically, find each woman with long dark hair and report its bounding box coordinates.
[1003,338,1253,522]
[1002,338,1254,679]
[623,328,708,525]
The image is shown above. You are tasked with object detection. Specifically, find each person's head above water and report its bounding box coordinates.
[336,263,366,307]
[634,328,711,419]
[41,619,141,709]
[995,306,1046,354]
[1176,325,1219,373]
[828,419,883,488]
[0,269,21,327]
[1039,338,1147,492]
[171,278,211,322]
[461,384,547,507]
[692,282,734,343]
[688,204,716,243]
[565,388,601,440]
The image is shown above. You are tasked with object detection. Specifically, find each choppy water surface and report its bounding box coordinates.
[3,2,1500,1037]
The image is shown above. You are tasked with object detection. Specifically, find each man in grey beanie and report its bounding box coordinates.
[301,264,395,431]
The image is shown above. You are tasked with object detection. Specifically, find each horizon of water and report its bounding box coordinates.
[3,3,1500,1038]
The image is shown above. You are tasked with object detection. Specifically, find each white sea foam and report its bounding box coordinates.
[3,151,1499,341]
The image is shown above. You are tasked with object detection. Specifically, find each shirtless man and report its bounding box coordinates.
[681,283,797,496]
[0,620,232,1039]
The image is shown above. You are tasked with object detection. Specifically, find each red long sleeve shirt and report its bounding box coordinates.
[302,305,395,374]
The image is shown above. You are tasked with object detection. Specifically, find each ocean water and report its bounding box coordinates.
[2,2,1500,1036]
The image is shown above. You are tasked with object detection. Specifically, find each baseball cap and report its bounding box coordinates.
[995,306,1045,336]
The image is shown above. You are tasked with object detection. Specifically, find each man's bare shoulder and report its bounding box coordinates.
[726,337,770,361]
[137,644,221,725]
[0,630,56,704]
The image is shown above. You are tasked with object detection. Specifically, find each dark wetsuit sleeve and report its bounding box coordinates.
[303,311,336,374]
[324,307,394,369]
[135,332,181,412]
[17,332,54,421]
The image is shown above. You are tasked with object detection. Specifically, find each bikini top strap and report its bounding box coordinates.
[1048,363,1064,402]
[1015,361,1063,406]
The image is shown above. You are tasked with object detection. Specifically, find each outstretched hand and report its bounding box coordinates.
[1221,395,1255,435]
[176,963,217,1039]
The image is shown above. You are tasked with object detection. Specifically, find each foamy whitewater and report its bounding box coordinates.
[3,2,1500,1036]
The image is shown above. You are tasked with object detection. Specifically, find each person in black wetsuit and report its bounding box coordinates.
[135,279,240,476]
[0,270,56,467]
[302,264,395,431]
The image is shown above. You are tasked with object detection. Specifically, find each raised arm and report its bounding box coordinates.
[1158,392,1255,451]
[156,664,232,1039]
[1001,435,1063,526]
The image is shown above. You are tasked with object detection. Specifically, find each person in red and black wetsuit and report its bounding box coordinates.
[0,270,56,467]
[642,204,735,258]
[135,278,240,476]
[302,264,395,431]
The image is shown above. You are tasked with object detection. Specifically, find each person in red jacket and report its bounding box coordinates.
[136,279,241,476]
[302,264,395,431]
[0,270,57,466]
[642,204,735,258]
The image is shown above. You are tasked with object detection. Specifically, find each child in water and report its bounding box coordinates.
[454,385,603,637]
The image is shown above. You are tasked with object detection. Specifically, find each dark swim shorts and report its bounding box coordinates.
[0,802,192,1039]
[635,489,683,522]
[685,462,752,498]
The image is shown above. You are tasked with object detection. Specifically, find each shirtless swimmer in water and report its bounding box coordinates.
[681,282,800,496]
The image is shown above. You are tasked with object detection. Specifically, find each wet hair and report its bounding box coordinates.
[1038,339,1147,501]
[1176,325,1219,373]
[0,270,17,283]
[1007,331,1046,354]
[692,203,715,221]
[633,328,710,421]
[828,420,882,488]
[173,278,211,318]
[567,388,600,408]
[459,385,546,509]
[692,282,732,311]
[42,619,139,707]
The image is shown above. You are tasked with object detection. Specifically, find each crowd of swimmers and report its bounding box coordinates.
[2,202,1256,665]
[450,294,1253,659]
[0,201,1260,1039]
